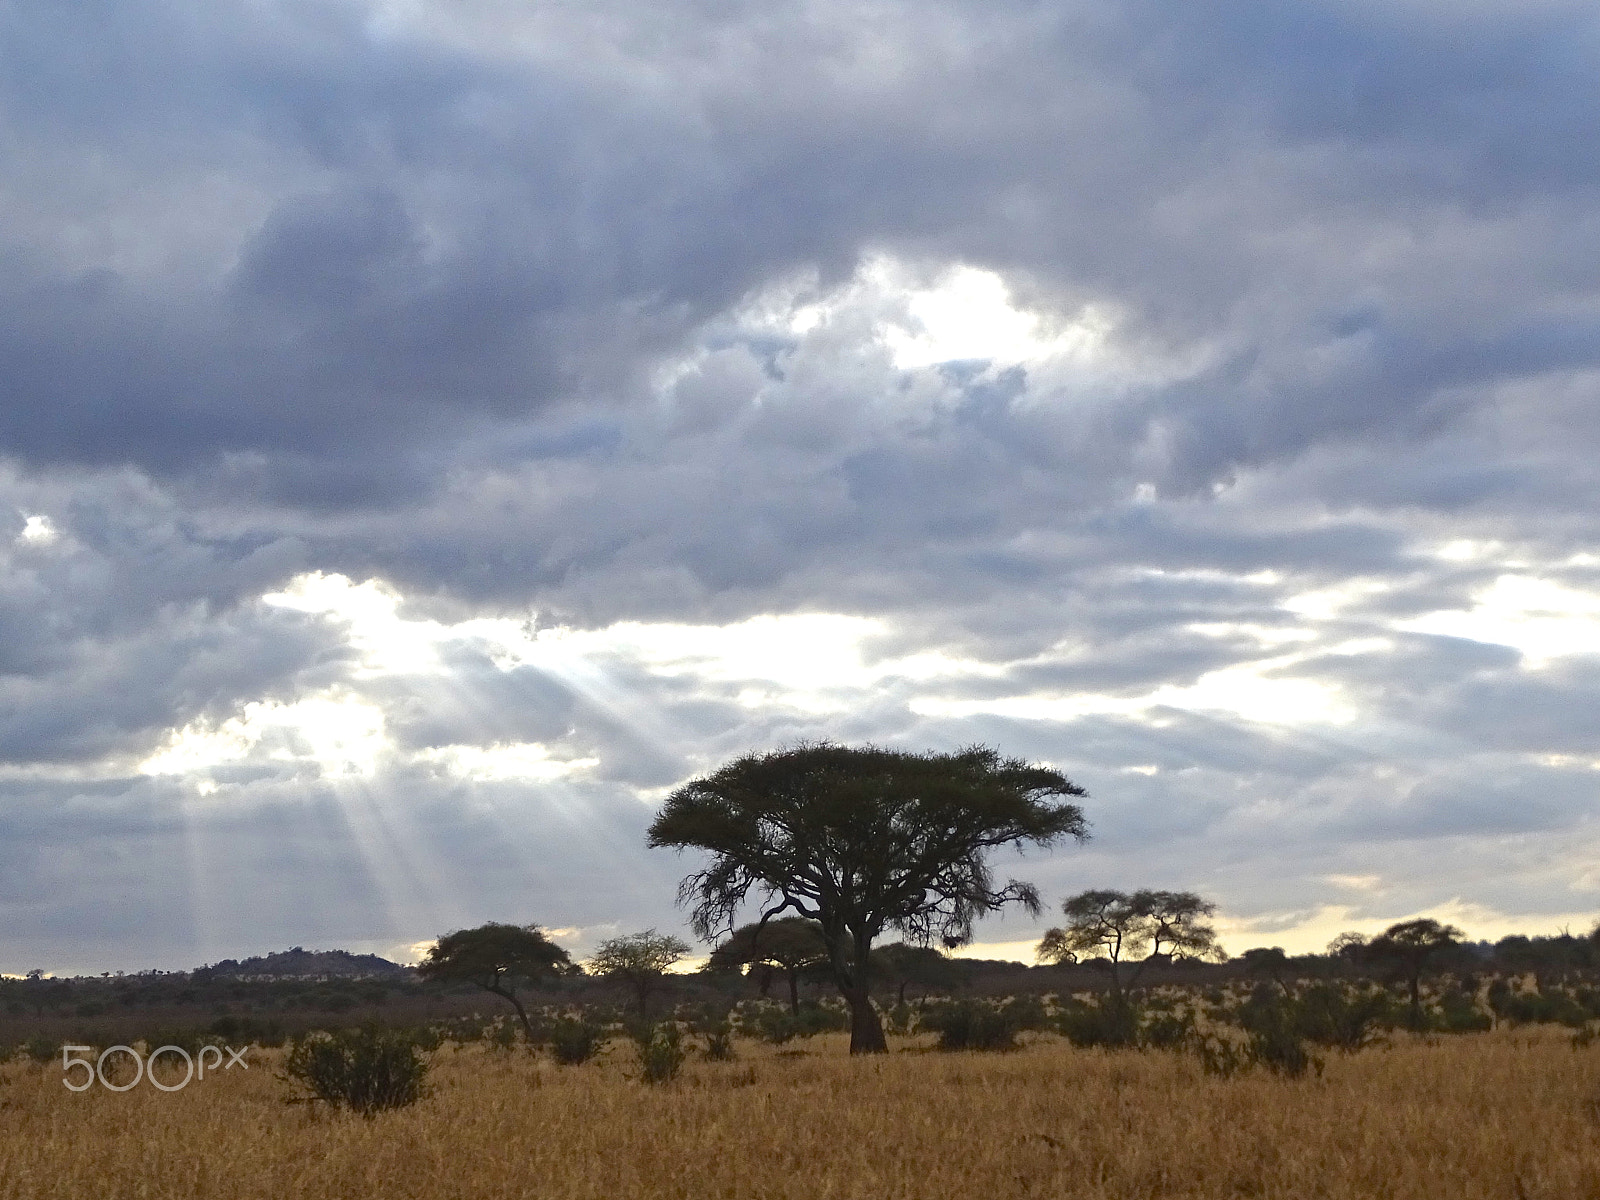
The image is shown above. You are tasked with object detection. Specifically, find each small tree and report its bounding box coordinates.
[417,922,574,1042]
[872,942,961,1007]
[1037,889,1222,999]
[590,930,691,1018]
[1365,918,1464,1029]
[649,743,1088,1054]
[1241,946,1296,999]
[708,917,829,1015]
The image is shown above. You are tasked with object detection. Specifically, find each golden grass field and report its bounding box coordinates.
[2,1027,1598,1199]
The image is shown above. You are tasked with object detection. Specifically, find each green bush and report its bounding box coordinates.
[1140,1010,1194,1050]
[1003,994,1049,1032]
[546,1017,605,1065]
[24,1035,57,1064]
[1435,986,1492,1033]
[1490,984,1589,1028]
[1055,998,1139,1049]
[794,1001,848,1037]
[282,1026,429,1117]
[920,1000,1019,1052]
[699,1018,735,1061]
[1293,984,1393,1051]
[1192,1034,1250,1078]
[636,1023,685,1084]
[748,1004,799,1045]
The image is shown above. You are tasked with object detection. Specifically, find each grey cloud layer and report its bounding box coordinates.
[1,0,1598,968]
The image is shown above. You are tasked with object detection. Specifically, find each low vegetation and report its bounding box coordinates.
[2,1026,1598,1199]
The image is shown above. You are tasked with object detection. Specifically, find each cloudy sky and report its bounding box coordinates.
[3,0,1599,974]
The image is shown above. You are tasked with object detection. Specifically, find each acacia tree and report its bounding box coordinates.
[708,917,830,1015]
[1365,918,1464,1028]
[647,743,1089,1054]
[590,930,691,1018]
[1036,889,1222,999]
[417,922,574,1041]
[871,943,961,1007]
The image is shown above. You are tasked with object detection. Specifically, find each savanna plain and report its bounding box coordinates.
[3,1028,1597,1200]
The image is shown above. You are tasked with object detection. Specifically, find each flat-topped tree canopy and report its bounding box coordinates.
[648,742,1088,1053]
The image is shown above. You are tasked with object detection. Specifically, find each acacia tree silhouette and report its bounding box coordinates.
[649,743,1088,1054]
[417,923,574,1041]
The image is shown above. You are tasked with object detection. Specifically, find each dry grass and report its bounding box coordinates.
[2,1028,1599,1198]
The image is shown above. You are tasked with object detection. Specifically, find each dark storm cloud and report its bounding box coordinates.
[2,0,1598,506]
[2,0,1600,967]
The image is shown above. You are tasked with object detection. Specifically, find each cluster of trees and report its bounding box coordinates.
[419,742,1600,1056]
[425,743,1088,1054]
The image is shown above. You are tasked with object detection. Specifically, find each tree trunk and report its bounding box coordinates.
[786,968,800,1016]
[489,983,536,1043]
[846,986,888,1054]
[846,930,887,1054]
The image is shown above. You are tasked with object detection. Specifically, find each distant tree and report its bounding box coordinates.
[1240,947,1295,999]
[649,743,1088,1053]
[590,930,691,1018]
[417,923,574,1041]
[1326,931,1369,963]
[1037,889,1223,999]
[871,942,962,1007]
[1365,918,1465,1029]
[708,917,829,1015]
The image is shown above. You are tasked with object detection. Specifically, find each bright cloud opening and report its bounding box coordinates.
[1399,574,1600,666]
[416,742,599,782]
[140,691,388,783]
[16,514,57,546]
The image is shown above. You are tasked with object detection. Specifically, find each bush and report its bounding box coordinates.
[794,1001,848,1037]
[698,1017,735,1061]
[546,1017,605,1065]
[282,1026,429,1117]
[1236,985,1320,1077]
[1490,983,1590,1028]
[1004,994,1049,1033]
[1435,986,1492,1033]
[636,1023,685,1084]
[884,1002,915,1035]
[921,1000,1019,1052]
[1056,998,1139,1049]
[1192,1034,1250,1078]
[1140,1010,1194,1050]
[1293,984,1392,1051]
[747,1004,799,1045]
[24,1035,57,1064]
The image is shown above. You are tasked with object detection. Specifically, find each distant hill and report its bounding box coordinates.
[198,947,411,980]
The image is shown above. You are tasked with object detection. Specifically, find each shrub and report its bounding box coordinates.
[1247,1022,1318,1077]
[921,1000,1019,1052]
[1056,998,1139,1049]
[1236,985,1320,1078]
[1490,984,1589,1028]
[282,1026,429,1117]
[1435,986,1492,1033]
[636,1023,685,1084]
[794,1001,848,1037]
[698,1017,736,1061]
[24,1035,57,1064]
[1192,1034,1250,1078]
[546,1017,605,1065]
[748,1004,799,1045]
[1293,984,1392,1051]
[884,1002,915,1035]
[1140,1010,1194,1050]
[1004,993,1049,1032]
